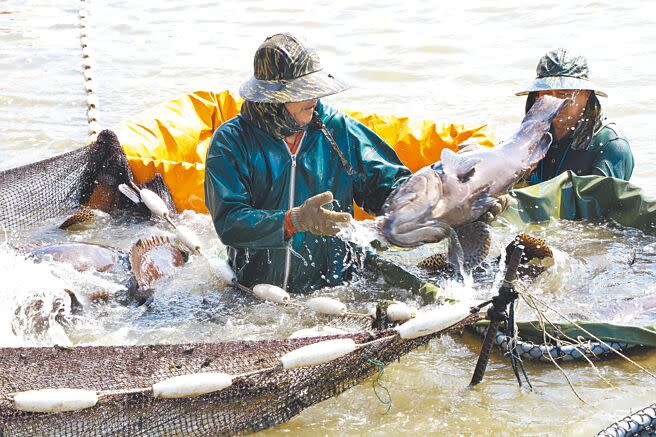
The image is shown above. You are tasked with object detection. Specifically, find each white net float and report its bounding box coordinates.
[86,93,99,108]
[139,188,169,219]
[206,258,236,286]
[13,388,98,413]
[305,297,346,315]
[88,121,101,135]
[175,225,201,253]
[386,303,416,322]
[86,107,99,122]
[281,338,356,369]
[252,284,289,304]
[152,373,233,399]
[394,303,471,339]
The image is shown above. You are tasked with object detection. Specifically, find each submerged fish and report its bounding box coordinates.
[27,236,188,306]
[381,95,565,267]
[417,232,555,281]
[28,242,129,274]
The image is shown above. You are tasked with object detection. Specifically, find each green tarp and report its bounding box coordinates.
[374,172,656,346]
[515,321,656,347]
[503,171,656,232]
[498,172,656,346]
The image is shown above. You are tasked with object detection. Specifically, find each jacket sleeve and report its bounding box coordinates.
[204,129,288,249]
[345,116,412,215]
[591,129,634,181]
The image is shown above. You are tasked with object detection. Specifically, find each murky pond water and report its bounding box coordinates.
[2,0,656,434]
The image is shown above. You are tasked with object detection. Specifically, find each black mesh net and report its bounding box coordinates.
[0,130,176,231]
[0,316,478,436]
[0,135,481,435]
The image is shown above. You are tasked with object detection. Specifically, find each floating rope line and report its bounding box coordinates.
[469,325,634,363]
[597,402,656,437]
[79,0,100,142]
[4,328,475,414]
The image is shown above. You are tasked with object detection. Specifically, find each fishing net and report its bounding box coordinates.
[469,324,636,362]
[597,402,656,436]
[0,130,175,230]
[0,314,478,436]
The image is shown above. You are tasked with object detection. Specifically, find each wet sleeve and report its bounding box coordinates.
[204,129,288,249]
[591,137,634,181]
[346,117,412,215]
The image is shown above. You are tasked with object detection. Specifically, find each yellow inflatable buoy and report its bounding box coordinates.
[115,90,494,219]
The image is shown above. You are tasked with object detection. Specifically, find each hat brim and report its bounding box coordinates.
[239,70,350,103]
[515,76,607,98]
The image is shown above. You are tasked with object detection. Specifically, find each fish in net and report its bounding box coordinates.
[0,130,175,231]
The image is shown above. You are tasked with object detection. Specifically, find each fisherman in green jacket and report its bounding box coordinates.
[517,49,634,184]
[204,33,413,293]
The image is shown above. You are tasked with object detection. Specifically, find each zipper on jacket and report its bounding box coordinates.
[282,132,304,291]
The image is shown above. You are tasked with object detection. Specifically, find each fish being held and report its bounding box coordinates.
[381,95,566,265]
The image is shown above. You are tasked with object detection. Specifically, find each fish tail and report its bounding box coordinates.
[59,207,97,230]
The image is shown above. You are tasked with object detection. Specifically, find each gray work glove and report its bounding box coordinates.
[290,191,351,236]
[478,194,510,224]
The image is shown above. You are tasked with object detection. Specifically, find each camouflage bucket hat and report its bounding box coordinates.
[239,33,350,103]
[516,48,607,98]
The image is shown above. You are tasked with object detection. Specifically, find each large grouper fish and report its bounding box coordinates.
[381,95,566,269]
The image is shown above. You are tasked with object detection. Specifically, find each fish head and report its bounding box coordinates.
[382,165,455,247]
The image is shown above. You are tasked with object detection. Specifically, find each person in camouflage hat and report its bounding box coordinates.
[204,33,414,293]
[205,32,506,296]
[517,48,634,184]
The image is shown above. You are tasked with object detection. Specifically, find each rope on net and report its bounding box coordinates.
[597,402,656,437]
[79,0,100,142]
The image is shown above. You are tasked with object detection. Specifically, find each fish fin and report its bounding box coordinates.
[441,148,480,183]
[471,186,498,219]
[417,253,456,276]
[59,207,97,230]
[455,222,492,270]
[63,289,84,315]
[456,142,485,154]
[505,233,554,278]
[89,290,110,301]
[445,226,465,275]
[129,235,187,289]
[129,236,169,289]
[118,183,141,204]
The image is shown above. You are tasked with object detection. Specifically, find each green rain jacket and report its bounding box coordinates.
[205,101,411,292]
[529,122,634,184]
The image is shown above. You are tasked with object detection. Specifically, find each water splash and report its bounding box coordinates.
[0,243,73,346]
[337,218,384,248]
